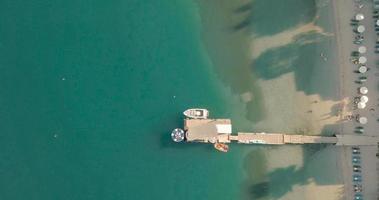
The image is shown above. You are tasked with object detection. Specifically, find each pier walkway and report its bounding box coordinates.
[233,133,338,145]
[233,133,379,146]
[183,118,379,146]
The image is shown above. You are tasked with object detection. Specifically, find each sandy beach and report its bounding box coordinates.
[332,0,379,199]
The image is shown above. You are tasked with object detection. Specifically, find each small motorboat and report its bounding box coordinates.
[183,108,209,119]
[214,143,229,153]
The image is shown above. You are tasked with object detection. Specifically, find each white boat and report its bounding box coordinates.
[183,108,209,119]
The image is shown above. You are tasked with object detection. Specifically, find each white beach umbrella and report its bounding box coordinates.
[359,86,368,94]
[357,102,366,109]
[356,13,365,21]
[357,25,365,33]
[360,95,369,103]
[359,56,367,64]
[359,66,367,73]
[358,46,367,54]
[376,19,379,26]
[359,116,368,124]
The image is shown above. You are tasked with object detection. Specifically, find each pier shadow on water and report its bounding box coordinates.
[320,123,343,136]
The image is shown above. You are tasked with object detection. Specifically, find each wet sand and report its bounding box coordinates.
[251,19,333,60]
[196,0,354,199]
[244,0,346,199]
[253,73,346,134]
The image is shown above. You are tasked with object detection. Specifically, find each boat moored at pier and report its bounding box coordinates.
[214,143,229,152]
[183,108,209,119]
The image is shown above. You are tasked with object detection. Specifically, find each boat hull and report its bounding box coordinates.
[183,108,209,119]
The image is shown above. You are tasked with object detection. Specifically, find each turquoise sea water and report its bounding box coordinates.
[0,1,244,199]
[0,0,342,200]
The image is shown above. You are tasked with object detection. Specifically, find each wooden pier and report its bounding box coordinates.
[183,118,379,146]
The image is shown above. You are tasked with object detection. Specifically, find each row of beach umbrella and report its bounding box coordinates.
[356,85,368,125]
[353,13,369,124]
[356,14,366,33]
[357,46,367,73]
